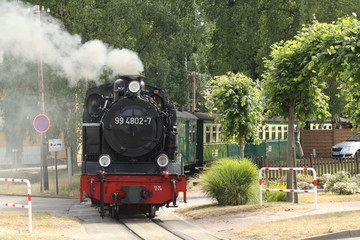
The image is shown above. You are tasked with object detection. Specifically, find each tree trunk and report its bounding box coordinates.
[286,105,296,202]
[239,138,245,159]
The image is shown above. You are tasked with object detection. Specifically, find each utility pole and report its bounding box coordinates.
[34,5,49,191]
[191,72,196,112]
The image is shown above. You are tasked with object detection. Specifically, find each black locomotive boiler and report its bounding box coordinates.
[80,75,187,218]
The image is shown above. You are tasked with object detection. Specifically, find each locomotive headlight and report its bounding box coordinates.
[157,154,169,168]
[128,81,141,93]
[99,154,111,167]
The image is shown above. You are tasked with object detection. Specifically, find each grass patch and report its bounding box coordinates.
[233,210,360,240]
[0,211,83,240]
[298,191,360,203]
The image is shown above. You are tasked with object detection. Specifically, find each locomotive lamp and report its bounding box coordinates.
[128,81,141,93]
[156,154,169,167]
[99,154,111,167]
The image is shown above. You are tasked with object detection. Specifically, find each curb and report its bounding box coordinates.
[302,229,360,240]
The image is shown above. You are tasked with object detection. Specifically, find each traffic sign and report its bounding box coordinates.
[49,139,63,152]
[33,114,50,133]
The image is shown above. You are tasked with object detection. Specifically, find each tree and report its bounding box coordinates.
[199,0,360,81]
[207,73,263,158]
[0,57,39,167]
[32,0,211,108]
[262,16,360,201]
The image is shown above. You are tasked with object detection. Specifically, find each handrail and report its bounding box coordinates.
[259,167,317,209]
[0,178,32,233]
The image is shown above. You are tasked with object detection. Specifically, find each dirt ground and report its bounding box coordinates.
[0,211,86,240]
[177,183,360,240]
[1,179,360,240]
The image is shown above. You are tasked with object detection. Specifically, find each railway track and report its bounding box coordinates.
[0,195,222,239]
[70,200,222,240]
[119,214,222,240]
[118,209,222,240]
[120,217,188,240]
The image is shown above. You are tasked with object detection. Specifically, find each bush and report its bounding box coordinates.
[201,158,258,205]
[324,171,360,195]
[331,182,358,195]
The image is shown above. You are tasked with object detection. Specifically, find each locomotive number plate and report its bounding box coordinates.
[114,116,152,125]
[154,186,162,191]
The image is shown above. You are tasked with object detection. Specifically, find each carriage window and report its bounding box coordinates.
[278,126,282,139]
[189,124,196,142]
[218,126,223,142]
[205,126,211,143]
[259,126,263,140]
[265,126,270,140]
[212,126,217,142]
[271,126,276,139]
[284,126,288,139]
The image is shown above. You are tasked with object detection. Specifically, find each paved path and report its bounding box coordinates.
[0,194,78,213]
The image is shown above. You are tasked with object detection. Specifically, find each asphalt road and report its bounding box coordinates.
[0,194,79,213]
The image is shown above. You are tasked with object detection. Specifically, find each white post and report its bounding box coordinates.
[25,179,33,233]
[259,170,263,206]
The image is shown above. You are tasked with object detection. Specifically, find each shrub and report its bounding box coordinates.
[201,158,258,205]
[324,171,360,195]
[331,182,358,195]
[316,175,329,189]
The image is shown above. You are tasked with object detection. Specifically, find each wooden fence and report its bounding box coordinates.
[300,129,357,158]
[259,154,360,181]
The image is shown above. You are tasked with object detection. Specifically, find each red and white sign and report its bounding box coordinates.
[33,114,50,133]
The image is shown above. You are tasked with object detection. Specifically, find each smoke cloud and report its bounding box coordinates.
[0,0,144,85]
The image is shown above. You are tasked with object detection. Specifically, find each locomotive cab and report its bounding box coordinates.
[80,75,186,218]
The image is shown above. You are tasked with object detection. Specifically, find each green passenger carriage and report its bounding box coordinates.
[176,112,295,171]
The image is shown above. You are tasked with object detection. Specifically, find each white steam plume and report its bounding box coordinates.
[0,0,144,85]
[0,50,3,64]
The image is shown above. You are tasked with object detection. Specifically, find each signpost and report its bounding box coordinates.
[33,114,50,192]
[49,139,63,195]
[49,139,63,152]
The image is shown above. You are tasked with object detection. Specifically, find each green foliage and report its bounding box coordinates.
[207,73,263,157]
[263,29,330,123]
[324,171,360,195]
[201,158,258,205]
[263,182,287,202]
[200,0,360,80]
[263,16,360,128]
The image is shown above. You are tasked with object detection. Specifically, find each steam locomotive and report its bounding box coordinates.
[80,75,187,218]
